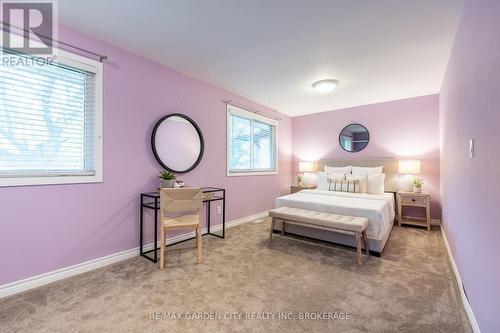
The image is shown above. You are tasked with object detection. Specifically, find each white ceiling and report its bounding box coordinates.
[58,0,463,117]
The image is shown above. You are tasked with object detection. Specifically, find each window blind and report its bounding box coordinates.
[0,50,97,177]
[227,106,277,174]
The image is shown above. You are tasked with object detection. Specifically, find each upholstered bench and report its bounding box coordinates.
[268,207,370,266]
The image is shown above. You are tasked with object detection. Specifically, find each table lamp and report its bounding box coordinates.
[298,161,314,186]
[398,160,422,192]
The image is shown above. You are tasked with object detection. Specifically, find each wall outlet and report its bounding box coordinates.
[216,205,222,215]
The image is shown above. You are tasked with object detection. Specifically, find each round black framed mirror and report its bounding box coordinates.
[151,113,204,173]
[339,123,370,153]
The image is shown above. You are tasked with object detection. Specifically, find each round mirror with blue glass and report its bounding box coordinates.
[339,123,369,153]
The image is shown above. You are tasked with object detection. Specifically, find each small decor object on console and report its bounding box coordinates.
[412,176,423,193]
[159,171,176,188]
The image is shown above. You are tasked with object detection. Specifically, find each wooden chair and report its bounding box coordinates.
[159,188,203,269]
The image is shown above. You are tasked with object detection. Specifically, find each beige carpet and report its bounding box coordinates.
[0,218,471,333]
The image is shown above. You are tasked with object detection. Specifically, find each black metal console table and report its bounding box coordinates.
[140,187,225,263]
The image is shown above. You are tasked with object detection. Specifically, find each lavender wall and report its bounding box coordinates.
[292,95,441,219]
[0,27,292,286]
[440,1,500,331]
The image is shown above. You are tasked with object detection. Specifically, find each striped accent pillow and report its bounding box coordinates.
[327,178,361,193]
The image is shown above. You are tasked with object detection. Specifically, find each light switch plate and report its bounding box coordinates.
[469,139,474,158]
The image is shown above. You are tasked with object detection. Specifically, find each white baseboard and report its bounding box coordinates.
[0,211,268,299]
[440,227,481,332]
[0,246,140,300]
[431,218,441,226]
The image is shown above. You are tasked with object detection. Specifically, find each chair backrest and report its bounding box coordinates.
[160,188,203,215]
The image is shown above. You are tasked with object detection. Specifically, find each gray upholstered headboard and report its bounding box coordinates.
[316,159,399,192]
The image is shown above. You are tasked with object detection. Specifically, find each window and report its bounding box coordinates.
[227,104,278,176]
[0,46,103,187]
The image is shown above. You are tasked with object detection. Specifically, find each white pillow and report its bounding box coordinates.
[316,172,328,190]
[324,166,352,175]
[318,172,345,190]
[346,174,368,193]
[326,173,346,182]
[352,166,383,175]
[367,173,385,194]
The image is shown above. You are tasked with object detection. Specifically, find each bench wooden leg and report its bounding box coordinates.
[282,221,285,236]
[269,218,276,243]
[356,232,363,267]
[362,230,370,256]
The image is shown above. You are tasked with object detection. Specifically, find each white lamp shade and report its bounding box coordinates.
[398,160,421,174]
[299,161,314,172]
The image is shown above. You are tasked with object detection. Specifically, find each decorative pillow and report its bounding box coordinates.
[346,174,368,193]
[367,173,385,194]
[317,172,345,190]
[327,177,360,193]
[316,172,328,190]
[326,173,346,181]
[324,166,352,175]
[352,166,383,175]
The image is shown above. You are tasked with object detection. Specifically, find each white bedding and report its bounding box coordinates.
[275,189,395,239]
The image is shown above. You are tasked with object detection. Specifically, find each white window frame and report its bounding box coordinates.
[226,104,278,176]
[0,34,103,187]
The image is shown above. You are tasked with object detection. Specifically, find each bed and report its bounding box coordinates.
[274,159,398,255]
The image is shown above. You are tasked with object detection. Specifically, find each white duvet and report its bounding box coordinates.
[275,189,395,239]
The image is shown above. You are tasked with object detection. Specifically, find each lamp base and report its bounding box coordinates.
[296,173,303,186]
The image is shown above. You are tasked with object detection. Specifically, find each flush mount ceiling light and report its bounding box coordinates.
[312,79,340,93]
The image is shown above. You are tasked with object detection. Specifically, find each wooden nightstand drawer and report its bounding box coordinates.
[400,195,427,206]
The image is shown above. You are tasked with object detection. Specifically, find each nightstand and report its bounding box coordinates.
[397,191,431,230]
[290,184,316,194]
